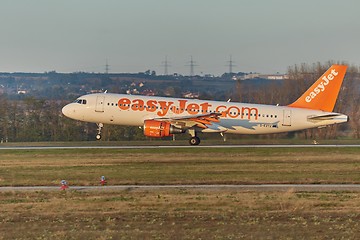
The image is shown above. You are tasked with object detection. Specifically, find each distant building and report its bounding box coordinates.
[89,90,103,94]
[17,90,27,94]
[182,91,199,99]
[233,73,288,80]
[260,74,289,80]
[141,89,156,96]
[232,73,260,80]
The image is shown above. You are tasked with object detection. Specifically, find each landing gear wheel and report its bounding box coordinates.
[189,137,201,146]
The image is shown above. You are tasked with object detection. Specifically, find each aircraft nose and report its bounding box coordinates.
[62,104,74,118]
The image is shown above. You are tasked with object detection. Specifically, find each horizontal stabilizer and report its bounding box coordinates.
[307,113,348,124]
[308,113,342,121]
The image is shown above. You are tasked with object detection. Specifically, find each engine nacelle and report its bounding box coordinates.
[143,120,184,138]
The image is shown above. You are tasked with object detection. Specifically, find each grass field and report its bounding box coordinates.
[0,147,360,186]
[1,189,360,239]
[0,146,360,239]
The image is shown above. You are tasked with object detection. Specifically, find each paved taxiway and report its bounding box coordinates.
[0,144,359,150]
[1,184,360,192]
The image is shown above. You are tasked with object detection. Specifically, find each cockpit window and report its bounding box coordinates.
[74,99,87,105]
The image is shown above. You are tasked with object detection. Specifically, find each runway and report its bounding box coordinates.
[0,144,359,150]
[1,184,360,192]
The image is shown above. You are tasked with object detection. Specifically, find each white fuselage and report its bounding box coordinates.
[62,93,348,135]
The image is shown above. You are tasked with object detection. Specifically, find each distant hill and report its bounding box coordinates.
[0,71,279,101]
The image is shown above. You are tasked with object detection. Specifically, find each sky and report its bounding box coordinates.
[0,0,359,75]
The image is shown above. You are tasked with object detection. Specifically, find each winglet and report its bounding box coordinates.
[288,65,347,112]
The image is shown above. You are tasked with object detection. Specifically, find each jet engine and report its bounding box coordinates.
[143,120,184,138]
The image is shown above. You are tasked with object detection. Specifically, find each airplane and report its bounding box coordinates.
[62,64,348,145]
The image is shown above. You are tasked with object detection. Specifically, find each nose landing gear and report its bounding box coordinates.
[96,123,103,140]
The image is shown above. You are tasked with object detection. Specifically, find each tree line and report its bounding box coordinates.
[0,62,359,142]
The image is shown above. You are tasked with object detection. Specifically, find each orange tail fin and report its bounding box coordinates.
[288,65,347,112]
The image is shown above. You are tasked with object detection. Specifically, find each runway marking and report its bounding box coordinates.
[0,144,359,150]
[1,184,360,192]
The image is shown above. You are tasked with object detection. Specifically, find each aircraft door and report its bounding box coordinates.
[282,109,291,126]
[95,96,105,112]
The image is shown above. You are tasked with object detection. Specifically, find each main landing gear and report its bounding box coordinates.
[189,136,201,146]
[96,123,103,140]
[187,128,200,146]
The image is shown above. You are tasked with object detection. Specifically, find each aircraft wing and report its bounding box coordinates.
[154,112,222,129]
